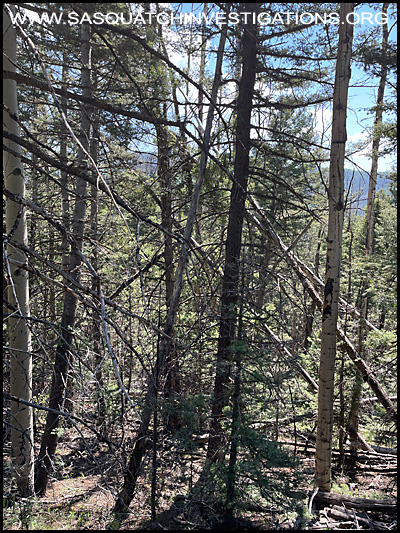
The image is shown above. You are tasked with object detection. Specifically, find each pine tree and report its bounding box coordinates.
[35,12,93,496]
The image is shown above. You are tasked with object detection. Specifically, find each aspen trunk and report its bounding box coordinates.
[315,3,354,492]
[4,5,34,497]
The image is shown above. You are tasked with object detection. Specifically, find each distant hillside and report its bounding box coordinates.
[344,168,391,213]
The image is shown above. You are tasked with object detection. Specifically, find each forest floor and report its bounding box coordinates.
[3,425,397,530]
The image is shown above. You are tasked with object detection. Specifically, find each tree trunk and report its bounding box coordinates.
[207,3,260,461]
[315,3,354,492]
[89,100,106,428]
[60,55,70,272]
[198,2,208,125]
[314,491,396,513]
[113,24,228,516]
[155,120,181,433]
[348,2,389,451]
[246,206,397,423]
[194,2,208,243]
[4,5,34,497]
[35,19,93,496]
[365,3,389,260]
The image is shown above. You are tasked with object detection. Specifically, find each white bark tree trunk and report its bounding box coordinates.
[3,5,34,496]
[315,3,354,492]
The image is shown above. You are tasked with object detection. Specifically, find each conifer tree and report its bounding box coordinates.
[207,1,261,462]
[35,13,93,496]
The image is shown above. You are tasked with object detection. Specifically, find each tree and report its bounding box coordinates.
[347,2,390,452]
[315,2,354,493]
[364,3,390,261]
[206,2,261,462]
[113,15,228,515]
[35,13,93,496]
[3,4,34,497]
[2,3,396,525]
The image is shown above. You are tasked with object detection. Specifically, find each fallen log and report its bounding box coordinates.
[326,506,390,530]
[361,395,397,404]
[314,491,397,513]
[371,445,397,455]
[281,441,397,464]
[245,207,397,425]
[327,505,369,526]
[251,411,316,429]
[354,462,397,474]
[336,448,397,460]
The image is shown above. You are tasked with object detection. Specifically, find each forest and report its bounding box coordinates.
[3,2,397,530]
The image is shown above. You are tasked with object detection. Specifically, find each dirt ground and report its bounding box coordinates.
[3,426,397,530]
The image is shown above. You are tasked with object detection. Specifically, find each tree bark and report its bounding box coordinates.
[197,2,208,125]
[4,5,34,497]
[245,206,397,423]
[314,491,396,513]
[207,3,261,461]
[35,18,93,496]
[89,97,106,428]
[60,55,70,272]
[113,23,228,516]
[155,120,181,432]
[315,3,354,492]
[349,2,389,451]
[365,3,389,260]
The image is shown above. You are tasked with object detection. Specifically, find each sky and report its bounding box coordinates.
[166,3,397,174]
[345,4,397,173]
[17,3,396,174]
